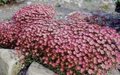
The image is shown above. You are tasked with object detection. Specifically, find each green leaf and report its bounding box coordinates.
[2,0,8,4]
[0,0,8,4]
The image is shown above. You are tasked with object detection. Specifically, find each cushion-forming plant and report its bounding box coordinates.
[12,4,55,24]
[85,11,120,32]
[0,4,120,75]
[0,21,19,48]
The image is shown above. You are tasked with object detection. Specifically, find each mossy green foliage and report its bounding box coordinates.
[115,0,120,12]
[116,0,120,4]
[117,0,120,3]
[0,0,8,4]
[101,4,109,11]
[0,0,16,5]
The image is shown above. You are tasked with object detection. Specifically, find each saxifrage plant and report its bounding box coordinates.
[0,4,120,75]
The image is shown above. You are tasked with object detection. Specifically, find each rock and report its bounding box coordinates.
[107,68,120,75]
[26,2,32,5]
[16,0,25,3]
[53,0,115,12]
[0,49,22,75]
[26,62,55,75]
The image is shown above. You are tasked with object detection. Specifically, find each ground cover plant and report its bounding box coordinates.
[0,4,120,75]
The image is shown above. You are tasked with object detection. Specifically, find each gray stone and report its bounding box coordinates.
[26,62,55,75]
[0,0,117,21]
[0,49,22,75]
[107,68,120,75]
[26,62,120,75]
[16,0,25,3]
[26,2,32,5]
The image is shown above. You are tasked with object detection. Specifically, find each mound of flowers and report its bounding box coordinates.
[0,4,120,75]
[12,4,55,24]
[0,21,19,48]
[85,11,120,32]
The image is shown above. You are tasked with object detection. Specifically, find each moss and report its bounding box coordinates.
[101,4,109,11]
[12,62,22,75]
[0,0,16,5]
[115,0,120,12]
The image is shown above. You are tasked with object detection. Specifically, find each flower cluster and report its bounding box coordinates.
[0,4,55,48]
[16,11,120,75]
[0,21,19,48]
[0,4,120,75]
[41,21,120,75]
[85,11,120,32]
[12,4,55,24]
[67,11,91,22]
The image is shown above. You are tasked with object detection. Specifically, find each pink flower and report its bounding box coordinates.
[13,4,55,24]
[88,69,94,74]
[0,4,120,75]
